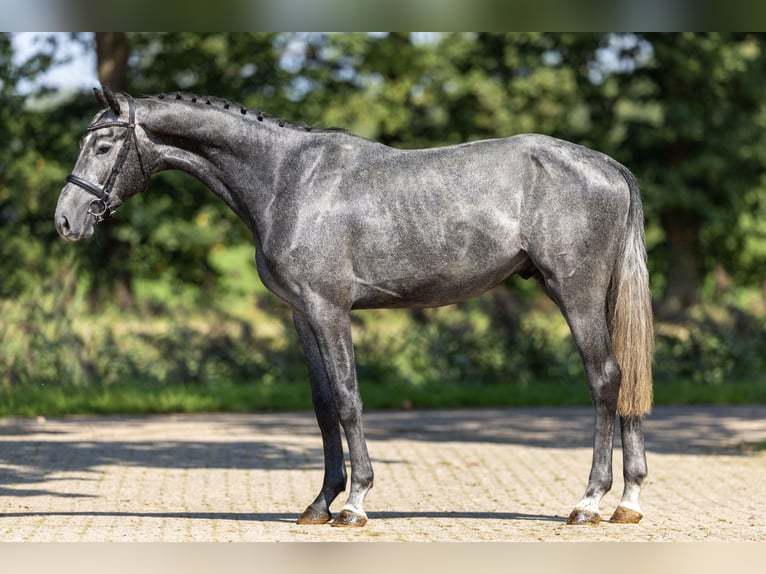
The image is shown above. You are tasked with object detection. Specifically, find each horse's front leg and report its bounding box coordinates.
[293,312,348,524]
[295,299,374,527]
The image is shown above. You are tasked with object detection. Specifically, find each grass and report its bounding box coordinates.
[737,440,766,454]
[653,379,766,406]
[2,377,764,418]
[0,381,310,418]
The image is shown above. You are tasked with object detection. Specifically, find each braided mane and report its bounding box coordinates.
[151,92,346,134]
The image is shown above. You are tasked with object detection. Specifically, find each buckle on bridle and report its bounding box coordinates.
[87,198,110,220]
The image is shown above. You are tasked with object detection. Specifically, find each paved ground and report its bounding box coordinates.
[0,405,765,542]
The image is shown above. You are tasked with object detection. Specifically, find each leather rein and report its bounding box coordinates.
[65,94,147,222]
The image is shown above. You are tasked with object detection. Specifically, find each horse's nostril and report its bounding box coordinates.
[57,214,71,235]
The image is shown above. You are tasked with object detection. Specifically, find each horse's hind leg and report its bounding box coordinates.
[541,273,621,525]
[609,415,648,523]
[293,312,348,524]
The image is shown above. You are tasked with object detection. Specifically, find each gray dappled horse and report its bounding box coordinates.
[56,87,653,527]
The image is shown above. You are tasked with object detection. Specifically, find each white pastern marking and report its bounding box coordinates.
[616,500,642,514]
[341,503,367,518]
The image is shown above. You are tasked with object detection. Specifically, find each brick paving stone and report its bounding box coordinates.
[0,406,765,541]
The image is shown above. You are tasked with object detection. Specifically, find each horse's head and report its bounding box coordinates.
[55,86,149,240]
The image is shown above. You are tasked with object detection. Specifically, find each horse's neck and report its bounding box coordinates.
[140,99,294,229]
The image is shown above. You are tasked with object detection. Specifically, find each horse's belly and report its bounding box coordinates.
[351,250,533,309]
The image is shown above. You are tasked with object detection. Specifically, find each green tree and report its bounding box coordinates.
[0,33,96,297]
[8,32,766,318]
[609,33,766,315]
[289,33,604,148]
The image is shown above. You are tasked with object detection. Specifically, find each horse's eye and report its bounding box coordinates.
[96,144,112,155]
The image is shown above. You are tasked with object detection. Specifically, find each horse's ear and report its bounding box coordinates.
[102,85,121,115]
[93,87,108,109]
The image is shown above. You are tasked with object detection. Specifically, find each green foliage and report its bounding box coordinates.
[293,33,603,147]
[4,33,766,413]
[654,302,766,386]
[3,270,766,415]
[1,33,98,299]
[354,301,583,389]
[605,33,766,302]
[1,263,89,387]
[2,234,765,415]
[0,260,302,393]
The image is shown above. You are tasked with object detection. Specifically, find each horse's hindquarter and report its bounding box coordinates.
[515,134,632,281]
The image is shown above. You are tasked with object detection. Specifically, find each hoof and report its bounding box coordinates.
[609,506,643,524]
[330,508,368,527]
[566,508,602,525]
[296,506,332,525]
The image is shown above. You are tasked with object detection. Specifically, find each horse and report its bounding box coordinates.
[55,87,653,527]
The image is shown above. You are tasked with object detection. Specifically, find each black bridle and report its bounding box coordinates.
[65,94,147,222]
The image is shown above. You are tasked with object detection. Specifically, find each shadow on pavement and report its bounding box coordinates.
[1,405,765,501]
[0,509,565,523]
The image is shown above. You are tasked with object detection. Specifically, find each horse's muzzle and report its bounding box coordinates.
[55,209,95,241]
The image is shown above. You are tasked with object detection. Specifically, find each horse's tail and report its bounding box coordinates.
[608,164,654,418]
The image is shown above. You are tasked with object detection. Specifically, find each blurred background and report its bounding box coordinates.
[2,32,766,415]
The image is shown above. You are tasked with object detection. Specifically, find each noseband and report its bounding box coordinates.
[65,94,147,222]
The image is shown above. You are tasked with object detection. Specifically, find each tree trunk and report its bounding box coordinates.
[91,33,134,307]
[659,207,700,318]
[95,33,128,91]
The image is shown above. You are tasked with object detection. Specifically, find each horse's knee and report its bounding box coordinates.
[333,389,363,425]
[314,398,338,431]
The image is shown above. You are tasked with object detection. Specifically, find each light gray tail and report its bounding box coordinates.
[608,164,654,418]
